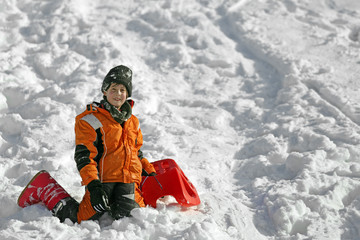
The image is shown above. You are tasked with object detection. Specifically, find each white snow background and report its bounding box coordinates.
[1,0,360,239]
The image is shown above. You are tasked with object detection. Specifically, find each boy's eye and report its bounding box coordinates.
[110,88,125,93]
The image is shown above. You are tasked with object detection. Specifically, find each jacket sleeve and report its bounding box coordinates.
[74,116,101,185]
[136,127,156,174]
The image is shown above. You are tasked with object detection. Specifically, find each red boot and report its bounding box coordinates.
[18,170,71,211]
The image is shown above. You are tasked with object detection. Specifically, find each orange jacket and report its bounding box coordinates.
[74,102,155,186]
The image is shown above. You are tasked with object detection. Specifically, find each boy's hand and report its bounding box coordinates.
[87,180,110,213]
[142,169,156,176]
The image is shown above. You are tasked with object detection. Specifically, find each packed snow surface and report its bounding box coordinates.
[1,0,360,239]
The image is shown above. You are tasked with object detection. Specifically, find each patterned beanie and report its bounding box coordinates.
[101,65,133,97]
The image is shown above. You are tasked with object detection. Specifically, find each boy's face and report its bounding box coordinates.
[103,83,127,109]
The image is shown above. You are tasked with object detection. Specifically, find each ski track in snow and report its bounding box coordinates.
[1,0,360,239]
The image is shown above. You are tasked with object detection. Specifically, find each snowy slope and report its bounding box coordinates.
[1,0,360,239]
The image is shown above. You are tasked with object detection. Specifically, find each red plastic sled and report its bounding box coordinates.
[140,159,201,208]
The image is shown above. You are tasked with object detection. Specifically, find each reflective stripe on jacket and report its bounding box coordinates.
[74,102,155,186]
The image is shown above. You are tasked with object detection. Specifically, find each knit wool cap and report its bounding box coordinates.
[101,65,133,97]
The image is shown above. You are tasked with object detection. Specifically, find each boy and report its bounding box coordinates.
[18,65,156,223]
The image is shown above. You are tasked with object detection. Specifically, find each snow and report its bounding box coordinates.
[1,0,360,239]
